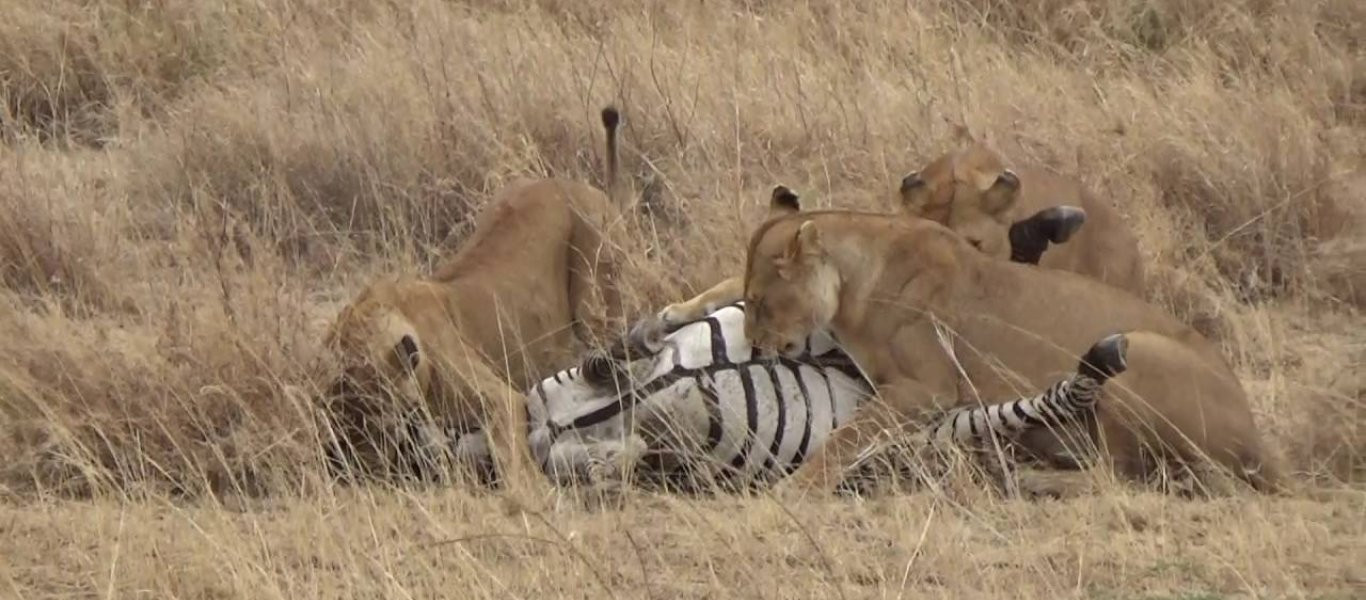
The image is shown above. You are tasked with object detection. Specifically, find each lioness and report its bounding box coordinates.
[738,209,1283,496]
[899,141,1145,295]
[321,107,632,503]
[645,185,1087,332]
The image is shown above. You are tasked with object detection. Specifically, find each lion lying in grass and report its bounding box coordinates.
[645,185,1088,336]
[737,209,1283,497]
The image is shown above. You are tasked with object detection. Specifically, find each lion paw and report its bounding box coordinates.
[659,303,685,324]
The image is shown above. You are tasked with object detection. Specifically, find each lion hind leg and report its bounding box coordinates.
[568,217,626,348]
[1106,329,1282,494]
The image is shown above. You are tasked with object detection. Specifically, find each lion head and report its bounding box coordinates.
[897,143,1025,260]
[742,215,841,358]
[320,283,435,477]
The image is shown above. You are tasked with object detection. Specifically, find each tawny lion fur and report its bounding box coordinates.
[739,209,1283,496]
[322,107,631,502]
[649,188,803,328]
[649,182,1083,336]
[899,141,1146,295]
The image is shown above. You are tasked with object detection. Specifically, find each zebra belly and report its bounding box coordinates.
[632,377,721,462]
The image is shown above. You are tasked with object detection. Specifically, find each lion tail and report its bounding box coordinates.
[601,106,625,213]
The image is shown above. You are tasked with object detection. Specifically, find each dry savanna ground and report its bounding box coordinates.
[1,0,1364,598]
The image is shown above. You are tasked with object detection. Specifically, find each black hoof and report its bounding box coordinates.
[1036,205,1087,243]
[626,316,668,354]
[1078,332,1129,382]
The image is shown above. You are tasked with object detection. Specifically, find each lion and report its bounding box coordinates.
[320,106,633,504]
[642,185,1088,336]
[898,141,1145,295]
[737,208,1284,497]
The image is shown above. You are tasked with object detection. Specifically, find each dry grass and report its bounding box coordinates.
[3,489,1364,599]
[1,0,1363,597]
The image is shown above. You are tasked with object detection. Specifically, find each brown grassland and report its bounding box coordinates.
[1,0,1364,597]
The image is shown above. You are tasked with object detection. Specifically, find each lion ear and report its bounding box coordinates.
[393,334,420,372]
[767,185,801,219]
[787,220,824,259]
[898,171,930,216]
[980,169,1021,215]
[777,220,823,279]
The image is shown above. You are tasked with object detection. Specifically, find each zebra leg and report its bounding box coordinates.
[1076,332,1168,488]
[1017,332,1133,498]
[1008,205,1087,264]
[1078,332,1130,382]
[1015,332,1131,469]
[838,426,916,497]
[920,333,1131,497]
[836,331,1127,499]
[1006,332,1132,470]
[1016,470,1101,500]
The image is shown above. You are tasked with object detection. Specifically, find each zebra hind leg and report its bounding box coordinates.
[835,426,917,497]
[968,432,1024,501]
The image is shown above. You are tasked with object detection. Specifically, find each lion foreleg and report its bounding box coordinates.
[627,276,745,354]
[660,276,743,325]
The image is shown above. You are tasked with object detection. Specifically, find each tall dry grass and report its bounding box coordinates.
[1,0,1364,596]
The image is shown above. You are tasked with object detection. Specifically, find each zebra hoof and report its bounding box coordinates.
[1036,205,1088,243]
[1078,333,1129,382]
[626,315,668,354]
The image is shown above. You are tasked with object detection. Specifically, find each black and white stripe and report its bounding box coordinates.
[524,302,870,489]
[923,375,1104,446]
